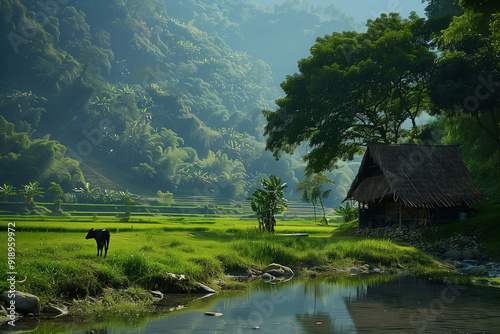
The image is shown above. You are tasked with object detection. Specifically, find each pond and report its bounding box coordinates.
[9,275,500,333]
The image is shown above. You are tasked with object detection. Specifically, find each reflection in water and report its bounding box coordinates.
[296,313,339,334]
[344,276,500,333]
[26,276,500,334]
[85,328,108,334]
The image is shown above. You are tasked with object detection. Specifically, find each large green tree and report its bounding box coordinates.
[263,13,436,173]
[426,0,500,200]
[429,0,500,172]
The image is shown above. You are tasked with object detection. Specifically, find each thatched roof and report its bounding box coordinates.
[344,143,483,208]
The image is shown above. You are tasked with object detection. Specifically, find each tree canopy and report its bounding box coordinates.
[263,0,500,201]
[264,13,436,173]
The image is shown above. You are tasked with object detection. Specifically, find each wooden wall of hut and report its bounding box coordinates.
[358,200,472,229]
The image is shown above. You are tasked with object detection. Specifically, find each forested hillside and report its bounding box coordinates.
[0,0,361,205]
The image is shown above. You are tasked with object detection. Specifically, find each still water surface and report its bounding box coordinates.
[27,276,500,333]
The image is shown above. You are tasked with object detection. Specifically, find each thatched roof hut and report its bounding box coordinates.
[344,143,483,227]
[345,143,483,207]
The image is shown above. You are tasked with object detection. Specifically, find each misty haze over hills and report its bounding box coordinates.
[250,0,426,24]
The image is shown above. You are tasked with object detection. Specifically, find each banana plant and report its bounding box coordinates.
[247,175,288,233]
[0,184,17,202]
[21,182,44,204]
[335,202,358,223]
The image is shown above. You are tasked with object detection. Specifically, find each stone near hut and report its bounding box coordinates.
[350,267,360,275]
[461,250,473,260]
[471,247,481,259]
[443,250,461,261]
[460,265,488,276]
[359,264,370,273]
[350,265,369,275]
[262,263,294,278]
[0,291,40,315]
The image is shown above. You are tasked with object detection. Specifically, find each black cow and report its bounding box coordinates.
[85,228,110,257]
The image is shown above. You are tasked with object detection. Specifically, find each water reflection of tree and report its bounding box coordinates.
[296,313,348,334]
[297,281,350,334]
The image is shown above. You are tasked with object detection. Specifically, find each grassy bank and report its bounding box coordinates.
[0,216,439,302]
[1,206,499,317]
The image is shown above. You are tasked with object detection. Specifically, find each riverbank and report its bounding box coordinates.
[1,206,500,321]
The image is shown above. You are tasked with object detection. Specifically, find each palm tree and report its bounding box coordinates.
[296,173,335,224]
[138,107,152,125]
[0,184,17,202]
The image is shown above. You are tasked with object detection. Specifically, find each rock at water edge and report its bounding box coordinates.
[262,273,276,282]
[196,282,218,294]
[443,250,461,261]
[262,263,294,278]
[0,291,40,315]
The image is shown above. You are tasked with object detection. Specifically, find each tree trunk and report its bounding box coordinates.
[319,196,327,225]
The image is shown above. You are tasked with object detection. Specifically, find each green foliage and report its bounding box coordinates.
[0,0,360,204]
[423,0,463,18]
[264,13,436,173]
[20,181,44,203]
[296,173,335,223]
[247,175,288,233]
[0,115,84,190]
[0,216,452,310]
[120,253,150,277]
[157,190,174,206]
[427,2,500,199]
[335,202,359,223]
[120,190,136,218]
[48,182,63,213]
[0,184,17,202]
